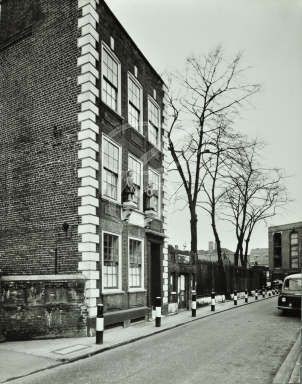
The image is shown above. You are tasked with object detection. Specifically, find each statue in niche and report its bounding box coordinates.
[123,170,136,203]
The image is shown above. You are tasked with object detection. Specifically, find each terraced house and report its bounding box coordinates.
[0,0,169,339]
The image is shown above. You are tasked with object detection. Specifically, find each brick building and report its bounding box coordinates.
[0,0,169,338]
[268,222,302,280]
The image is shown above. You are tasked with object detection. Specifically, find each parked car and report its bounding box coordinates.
[278,273,302,313]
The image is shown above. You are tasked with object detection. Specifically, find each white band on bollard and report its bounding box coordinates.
[155,306,161,317]
[211,299,215,306]
[191,301,196,310]
[96,317,104,331]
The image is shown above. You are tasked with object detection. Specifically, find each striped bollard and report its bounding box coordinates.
[233,290,237,306]
[155,296,161,327]
[245,289,248,303]
[96,304,104,345]
[222,294,225,303]
[255,290,258,300]
[262,288,265,298]
[192,290,197,317]
[211,291,215,311]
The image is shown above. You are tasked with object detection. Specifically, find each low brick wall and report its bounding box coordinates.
[0,274,87,340]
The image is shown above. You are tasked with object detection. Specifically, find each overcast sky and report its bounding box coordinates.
[107,0,302,252]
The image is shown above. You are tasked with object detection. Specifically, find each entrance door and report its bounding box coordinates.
[150,242,161,307]
[178,274,189,309]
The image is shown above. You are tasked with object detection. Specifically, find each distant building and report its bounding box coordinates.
[198,242,233,265]
[268,222,302,280]
[249,248,269,267]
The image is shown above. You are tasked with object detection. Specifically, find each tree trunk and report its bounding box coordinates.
[211,218,227,295]
[190,210,198,261]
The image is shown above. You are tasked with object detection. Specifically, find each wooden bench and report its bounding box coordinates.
[104,306,150,328]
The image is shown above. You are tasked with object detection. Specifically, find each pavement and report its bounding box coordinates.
[273,330,301,384]
[0,293,296,383]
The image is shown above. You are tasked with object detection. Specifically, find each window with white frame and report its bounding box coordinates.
[148,98,160,147]
[128,154,143,210]
[102,44,120,113]
[102,136,121,202]
[148,168,160,214]
[290,232,299,269]
[129,238,143,288]
[103,232,120,289]
[128,74,142,132]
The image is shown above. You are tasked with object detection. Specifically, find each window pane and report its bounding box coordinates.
[149,125,158,146]
[291,233,298,245]
[148,100,160,146]
[291,233,299,268]
[103,233,119,289]
[129,239,142,288]
[102,48,118,111]
[128,103,140,130]
[148,169,160,212]
[103,138,120,201]
[128,79,140,109]
[102,79,117,111]
[273,232,282,268]
[103,50,118,87]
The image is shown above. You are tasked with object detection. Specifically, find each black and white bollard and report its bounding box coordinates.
[211,291,215,312]
[96,304,104,345]
[192,290,197,317]
[262,288,265,298]
[268,289,271,297]
[245,289,248,303]
[233,290,237,306]
[155,296,161,327]
[255,290,258,300]
[222,294,226,303]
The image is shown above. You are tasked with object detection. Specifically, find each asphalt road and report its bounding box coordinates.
[13,298,300,384]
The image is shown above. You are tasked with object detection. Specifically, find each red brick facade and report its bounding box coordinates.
[0,0,80,275]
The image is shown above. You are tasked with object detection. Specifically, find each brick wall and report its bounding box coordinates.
[0,0,80,274]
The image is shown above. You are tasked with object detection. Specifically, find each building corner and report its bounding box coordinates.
[77,0,101,329]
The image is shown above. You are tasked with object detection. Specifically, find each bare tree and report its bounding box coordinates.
[166,47,260,262]
[196,119,241,262]
[223,140,289,268]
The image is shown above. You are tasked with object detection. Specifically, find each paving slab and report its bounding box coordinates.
[273,331,301,384]
[0,350,59,383]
